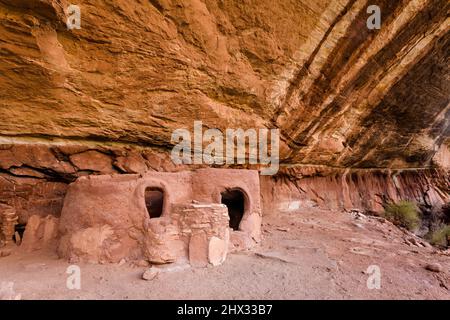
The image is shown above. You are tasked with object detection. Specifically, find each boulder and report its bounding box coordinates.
[21,215,59,252]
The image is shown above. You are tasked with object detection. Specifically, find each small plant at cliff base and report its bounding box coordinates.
[383,200,421,231]
[430,225,450,248]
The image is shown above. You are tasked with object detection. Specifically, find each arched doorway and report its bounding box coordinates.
[221,189,246,230]
[144,187,164,218]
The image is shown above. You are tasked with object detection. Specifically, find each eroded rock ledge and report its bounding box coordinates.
[262,166,449,214]
[0,143,448,225]
[0,0,448,168]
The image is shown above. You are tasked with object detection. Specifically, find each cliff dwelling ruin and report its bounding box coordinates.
[56,169,261,265]
[0,0,449,300]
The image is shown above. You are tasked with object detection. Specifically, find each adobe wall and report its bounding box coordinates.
[2,144,448,225]
[57,168,261,265]
[191,169,262,243]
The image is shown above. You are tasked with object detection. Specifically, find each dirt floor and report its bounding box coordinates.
[0,209,449,300]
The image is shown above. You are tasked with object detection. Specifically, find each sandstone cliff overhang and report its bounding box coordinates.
[57,168,262,264]
[0,0,448,168]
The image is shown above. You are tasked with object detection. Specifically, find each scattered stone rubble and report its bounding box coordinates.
[1,168,262,269]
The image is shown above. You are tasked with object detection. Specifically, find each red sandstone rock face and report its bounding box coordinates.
[434,143,450,170]
[0,142,448,225]
[0,1,448,240]
[261,167,450,215]
[0,144,200,221]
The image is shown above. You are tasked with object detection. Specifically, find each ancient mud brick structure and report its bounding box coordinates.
[0,205,18,246]
[58,168,261,266]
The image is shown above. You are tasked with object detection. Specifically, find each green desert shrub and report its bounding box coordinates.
[383,200,421,231]
[430,225,450,247]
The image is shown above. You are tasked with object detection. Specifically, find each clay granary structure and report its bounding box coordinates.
[57,168,262,267]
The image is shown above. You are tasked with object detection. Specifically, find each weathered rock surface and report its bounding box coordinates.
[0,0,448,167]
[0,1,448,227]
[21,214,59,251]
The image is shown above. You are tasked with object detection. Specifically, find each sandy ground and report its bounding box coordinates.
[0,209,449,300]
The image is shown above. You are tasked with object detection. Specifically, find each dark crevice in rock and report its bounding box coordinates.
[0,167,45,180]
[0,165,77,183]
[0,133,173,152]
[148,0,165,15]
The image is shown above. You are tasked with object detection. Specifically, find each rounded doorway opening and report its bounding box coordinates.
[221,189,246,230]
[145,187,164,219]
